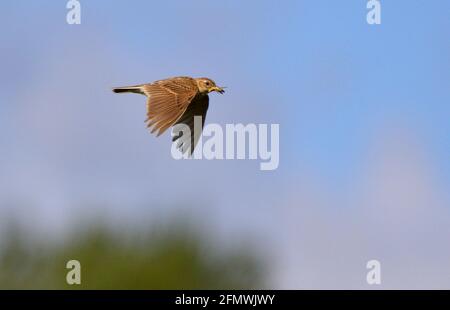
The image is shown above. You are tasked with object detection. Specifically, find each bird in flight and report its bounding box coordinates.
[113,76,225,155]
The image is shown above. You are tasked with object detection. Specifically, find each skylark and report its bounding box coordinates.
[113,76,224,154]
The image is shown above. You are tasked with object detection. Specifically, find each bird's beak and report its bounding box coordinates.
[210,86,225,94]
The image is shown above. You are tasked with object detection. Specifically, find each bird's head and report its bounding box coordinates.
[196,78,225,94]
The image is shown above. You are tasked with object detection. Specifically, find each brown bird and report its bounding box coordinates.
[113,76,225,154]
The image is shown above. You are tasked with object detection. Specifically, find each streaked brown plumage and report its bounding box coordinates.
[113,76,224,154]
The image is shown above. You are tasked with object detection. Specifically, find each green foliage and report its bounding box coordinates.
[0,221,263,289]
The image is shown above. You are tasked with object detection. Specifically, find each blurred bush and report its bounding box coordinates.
[0,218,264,289]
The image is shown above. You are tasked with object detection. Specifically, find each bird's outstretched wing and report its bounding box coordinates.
[142,77,199,136]
[172,95,209,155]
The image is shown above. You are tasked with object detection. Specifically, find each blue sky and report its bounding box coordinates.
[0,1,449,288]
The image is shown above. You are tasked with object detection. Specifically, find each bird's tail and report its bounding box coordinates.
[112,85,144,95]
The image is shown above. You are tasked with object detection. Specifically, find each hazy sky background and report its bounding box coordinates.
[0,1,449,288]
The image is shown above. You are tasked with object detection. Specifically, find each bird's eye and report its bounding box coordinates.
[205,81,210,86]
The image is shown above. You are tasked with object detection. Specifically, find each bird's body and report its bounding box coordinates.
[113,76,224,154]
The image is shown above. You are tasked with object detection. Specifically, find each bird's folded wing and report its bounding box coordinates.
[143,77,198,136]
[172,95,209,155]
